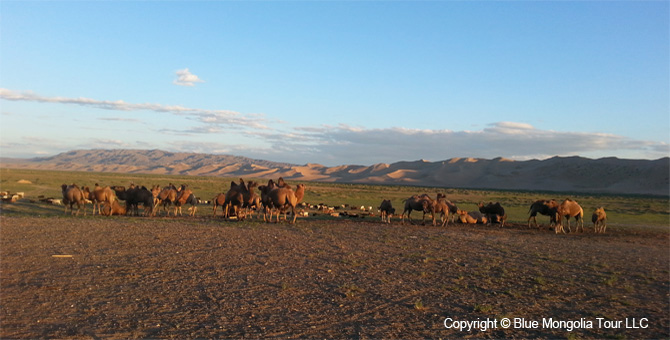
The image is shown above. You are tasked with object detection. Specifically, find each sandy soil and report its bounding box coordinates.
[1,215,668,339]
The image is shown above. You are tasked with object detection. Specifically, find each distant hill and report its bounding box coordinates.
[2,149,668,196]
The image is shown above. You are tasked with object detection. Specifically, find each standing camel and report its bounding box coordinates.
[528,199,559,228]
[90,184,116,215]
[264,182,306,224]
[61,184,87,216]
[401,194,435,225]
[556,199,584,234]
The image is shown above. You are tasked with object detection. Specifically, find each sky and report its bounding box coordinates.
[1,1,668,166]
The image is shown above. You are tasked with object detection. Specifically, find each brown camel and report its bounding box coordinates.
[89,183,116,215]
[212,193,227,217]
[61,184,86,216]
[265,182,306,224]
[174,184,193,216]
[258,179,279,222]
[155,184,178,216]
[221,179,259,220]
[528,199,559,228]
[557,199,584,234]
[401,194,434,225]
[592,207,607,233]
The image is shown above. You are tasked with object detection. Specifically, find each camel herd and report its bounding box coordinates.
[382,194,607,234]
[57,179,607,233]
[58,177,307,224]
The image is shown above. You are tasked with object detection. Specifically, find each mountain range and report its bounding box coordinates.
[2,149,668,196]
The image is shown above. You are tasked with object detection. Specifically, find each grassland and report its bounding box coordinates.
[1,168,668,228]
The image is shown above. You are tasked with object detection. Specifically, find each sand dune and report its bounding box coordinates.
[1,149,667,196]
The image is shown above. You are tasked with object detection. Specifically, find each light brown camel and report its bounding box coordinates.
[89,183,116,215]
[61,184,86,216]
[528,199,560,228]
[592,207,607,233]
[102,200,126,216]
[457,210,487,224]
[556,199,584,234]
[265,182,306,224]
[432,193,454,227]
[401,194,435,225]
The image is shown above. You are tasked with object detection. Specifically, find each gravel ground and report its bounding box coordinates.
[1,215,668,339]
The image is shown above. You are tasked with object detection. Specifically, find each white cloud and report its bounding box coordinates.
[1,88,667,165]
[254,123,670,165]
[0,88,266,130]
[173,68,204,87]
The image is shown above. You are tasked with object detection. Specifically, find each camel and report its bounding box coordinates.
[401,194,435,225]
[212,193,227,217]
[556,199,584,234]
[258,179,279,222]
[264,181,306,224]
[457,210,487,224]
[155,184,178,216]
[221,179,259,220]
[184,194,199,216]
[379,199,395,223]
[61,184,86,216]
[478,202,507,228]
[528,199,559,228]
[432,194,453,227]
[174,185,194,216]
[592,207,607,233]
[102,200,126,216]
[90,184,116,215]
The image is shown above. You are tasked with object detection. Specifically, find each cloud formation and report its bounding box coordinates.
[173,68,204,87]
[256,123,669,165]
[1,88,667,165]
[0,88,266,130]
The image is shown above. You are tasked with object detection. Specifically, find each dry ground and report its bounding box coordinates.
[1,215,668,339]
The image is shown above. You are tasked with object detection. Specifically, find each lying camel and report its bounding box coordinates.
[102,200,126,216]
[457,210,487,224]
[478,202,507,228]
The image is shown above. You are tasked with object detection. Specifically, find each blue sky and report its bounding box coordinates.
[1,1,668,166]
